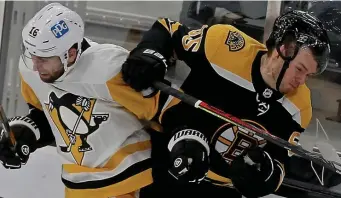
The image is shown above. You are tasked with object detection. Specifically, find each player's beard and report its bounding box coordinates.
[39,67,65,83]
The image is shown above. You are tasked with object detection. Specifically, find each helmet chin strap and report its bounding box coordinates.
[274,43,298,92]
[54,41,82,82]
[275,60,290,91]
[54,52,70,82]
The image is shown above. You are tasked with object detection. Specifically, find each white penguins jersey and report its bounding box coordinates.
[18,39,167,197]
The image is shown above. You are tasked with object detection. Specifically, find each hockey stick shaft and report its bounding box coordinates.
[283,178,341,198]
[0,105,16,150]
[152,81,341,175]
[63,109,85,152]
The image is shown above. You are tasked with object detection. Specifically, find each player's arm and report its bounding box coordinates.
[288,105,312,157]
[159,100,285,196]
[0,76,55,169]
[121,18,208,92]
[105,72,165,121]
[251,101,312,195]
[133,18,207,62]
[105,47,175,122]
[19,77,55,149]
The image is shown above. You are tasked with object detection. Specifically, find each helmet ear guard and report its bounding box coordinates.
[275,31,299,62]
[274,30,330,76]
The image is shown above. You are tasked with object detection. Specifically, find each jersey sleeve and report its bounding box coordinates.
[137,18,267,76]
[295,106,312,130]
[135,18,208,66]
[284,85,312,157]
[105,73,171,121]
[21,75,43,111]
[20,76,55,149]
[288,84,313,131]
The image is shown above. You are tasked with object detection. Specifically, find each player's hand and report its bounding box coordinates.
[167,128,210,183]
[122,48,168,93]
[229,147,285,198]
[0,124,36,169]
[66,129,76,145]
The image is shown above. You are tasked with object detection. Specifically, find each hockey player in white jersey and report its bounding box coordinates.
[0,3,169,198]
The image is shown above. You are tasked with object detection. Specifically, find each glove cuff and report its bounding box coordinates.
[168,128,210,155]
[9,116,40,141]
[131,48,169,70]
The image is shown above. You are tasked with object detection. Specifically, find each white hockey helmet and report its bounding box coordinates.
[21,3,84,81]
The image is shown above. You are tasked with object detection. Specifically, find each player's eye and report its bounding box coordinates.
[296,67,302,72]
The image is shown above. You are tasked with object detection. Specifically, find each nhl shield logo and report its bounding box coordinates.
[263,88,273,98]
[225,31,245,52]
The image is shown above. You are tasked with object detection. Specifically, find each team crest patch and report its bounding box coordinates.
[44,92,109,165]
[211,120,267,164]
[225,31,245,51]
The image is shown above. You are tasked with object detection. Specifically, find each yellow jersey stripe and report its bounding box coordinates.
[62,140,151,173]
[64,168,152,198]
[207,170,232,184]
[106,72,160,121]
[20,75,43,111]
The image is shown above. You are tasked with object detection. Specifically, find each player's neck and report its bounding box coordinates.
[260,54,278,91]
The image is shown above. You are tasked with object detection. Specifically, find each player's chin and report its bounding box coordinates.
[39,74,56,83]
[281,85,296,94]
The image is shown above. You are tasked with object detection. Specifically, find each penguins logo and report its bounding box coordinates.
[211,120,267,164]
[44,92,109,165]
[225,31,245,52]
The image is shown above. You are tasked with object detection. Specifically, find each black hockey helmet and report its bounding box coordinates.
[266,10,331,90]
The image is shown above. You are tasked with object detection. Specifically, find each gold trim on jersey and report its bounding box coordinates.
[106,72,160,121]
[275,160,286,192]
[206,170,233,187]
[209,63,255,92]
[64,168,152,198]
[281,85,312,128]
[158,18,181,36]
[62,140,151,173]
[182,25,208,52]
[288,131,301,157]
[62,140,152,196]
[20,75,43,111]
[148,120,163,133]
[158,91,182,124]
[204,24,265,91]
[204,24,267,84]
[203,24,311,129]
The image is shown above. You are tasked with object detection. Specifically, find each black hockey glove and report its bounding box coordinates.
[167,128,210,183]
[229,147,285,198]
[0,116,39,169]
[122,48,168,94]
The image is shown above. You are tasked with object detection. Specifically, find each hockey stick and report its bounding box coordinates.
[282,178,341,198]
[314,147,341,158]
[152,81,341,176]
[59,97,90,153]
[0,105,16,151]
[59,109,85,152]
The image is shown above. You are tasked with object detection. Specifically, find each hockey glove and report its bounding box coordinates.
[0,116,39,169]
[167,128,210,183]
[122,48,168,94]
[229,147,285,198]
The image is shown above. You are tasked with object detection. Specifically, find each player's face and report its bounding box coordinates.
[31,55,64,83]
[279,48,317,93]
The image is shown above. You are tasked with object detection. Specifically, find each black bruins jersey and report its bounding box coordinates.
[137,18,312,188]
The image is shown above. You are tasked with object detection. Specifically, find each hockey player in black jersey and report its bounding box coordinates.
[122,10,330,198]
